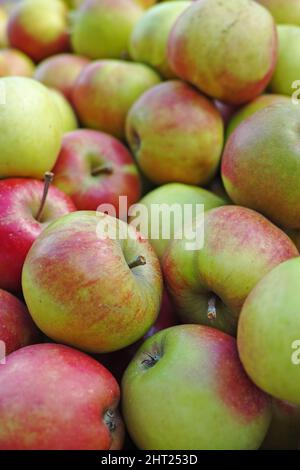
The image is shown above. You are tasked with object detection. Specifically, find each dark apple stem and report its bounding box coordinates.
[128,255,146,269]
[91,163,113,176]
[207,296,217,320]
[36,172,54,222]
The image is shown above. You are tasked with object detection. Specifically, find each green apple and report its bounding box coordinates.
[0,77,62,179]
[163,205,298,335]
[129,1,191,78]
[257,0,300,26]
[122,324,271,450]
[131,183,226,260]
[71,0,144,60]
[270,25,300,96]
[50,89,78,134]
[238,257,300,405]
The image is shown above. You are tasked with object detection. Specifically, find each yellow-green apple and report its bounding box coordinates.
[270,25,300,96]
[238,257,300,405]
[0,7,8,47]
[50,89,78,134]
[0,77,63,178]
[222,103,300,229]
[0,289,40,356]
[126,80,224,185]
[131,183,226,260]
[52,129,141,212]
[72,59,161,140]
[7,0,70,62]
[134,0,157,7]
[129,1,190,79]
[261,399,300,450]
[0,48,34,77]
[0,176,76,294]
[163,205,298,335]
[34,53,89,102]
[168,0,277,104]
[0,343,124,449]
[22,211,163,353]
[226,93,290,138]
[70,0,143,60]
[122,324,271,450]
[257,0,300,25]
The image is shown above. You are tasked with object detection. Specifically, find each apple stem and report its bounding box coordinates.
[141,351,160,369]
[207,296,217,320]
[36,172,54,222]
[128,255,146,269]
[91,163,113,177]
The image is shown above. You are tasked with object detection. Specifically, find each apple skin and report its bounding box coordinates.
[0,343,124,450]
[71,0,143,60]
[72,59,161,140]
[222,103,300,229]
[270,25,300,96]
[126,80,224,185]
[168,0,277,104]
[129,1,191,79]
[257,0,300,25]
[122,324,271,450]
[0,77,63,179]
[0,289,40,356]
[22,211,163,353]
[0,178,76,295]
[7,0,70,62]
[50,89,78,134]
[131,183,226,260]
[52,129,141,213]
[226,93,290,138]
[34,53,89,102]
[163,205,298,335]
[0,7,8,47]
[0,48,35,77]
[238,257,300,406]
[261,399,300,450]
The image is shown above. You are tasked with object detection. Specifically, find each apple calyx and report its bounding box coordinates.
[141,351,161,369]
[103,408,117,433]
[128,255,146,270]
[91,163,113,177]
[207,296,217,320]
[36,171,54,222]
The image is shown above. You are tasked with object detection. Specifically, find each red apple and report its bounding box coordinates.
[52,129,141,213]
[0,289,40,356]
[0,175,76,294]
[34,53,89,102]
[0,343,124,449]
[7,0,70,62]
[0,48,35,77]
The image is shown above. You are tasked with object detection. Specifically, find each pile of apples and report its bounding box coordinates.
[1,0,300,451]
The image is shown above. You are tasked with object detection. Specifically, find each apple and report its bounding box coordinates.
[0,7,8,47]
[50,89,78,134]
[126,80,224,185]
[0,77,63,179]
[34,53,89,102]
[72,59,161,140]
[238,257,300,405]
[261,399,300,450]
[0,343,124,449]
[257,0,300,25]
[130,183,226,260]
[270,25,300,96]
[226,93,290,138]
[0,175,76,294]
[129,1,191,79]
[0,289,40,356]
[122,324,271,450]
[163,205,298,335]
[7,0,70,62]
[168,0,277,104]
[52,129,141,212]
[22,211,163,353]
[222,103,300,229]
[0,48,35,77]
[70,0,143,60]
